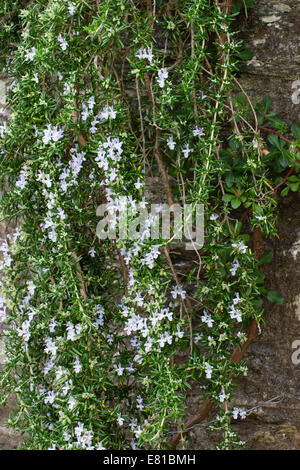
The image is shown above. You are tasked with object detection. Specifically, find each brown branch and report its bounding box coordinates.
[154,130,174,208]
[167,317,258,449]
[70,251,87,300]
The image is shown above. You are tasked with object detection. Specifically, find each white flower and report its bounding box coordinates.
[99,105,117,120]
[232,407,247,420]
[167,136,176,150]
[141,245,160,269]
[58,207,66,220]
[171,285,186,300]
[193,126,205,137]
[232,241,247,254]
[230,260,239,276]
[229,304,242,322]
[16,165,29,190]
[44,337,57,357]
[88,96,95,110]
[52,126,64,142]
[164,331,172,345]
[182,144,193,158]
[68,396,76,410]
[89,247,96,257]
[75,422,84,437]
[73,355,82,373]
[205,363,213,379]
[255,214,266,221]
[42,124,64,145]
[176,326,184,338]
[0,122,7,138]
[25,47,36,62]
[157,334,166,348]
[162,307,173,321]
[64,431,71,442]
[136,395,144,410]
[96,441,106,450]
[134,292,144,307]
[42,125,52,145]
[219,389,226,403]
[210,213,219,221]
[232,292,240,305]
[117,413,124,426]
[114,362,124,376]
[136,47,153,63]
[48,230,57,243]
[134,426,142,438]
[17,319,31,342]
[82,104,89,121]
[66,322,77,341]
[201,310,214,328]
[134,178,142,190]
[157,67,168,88]
[62,380,71,396]
[68,2,76,16]
[44,390,55,404]
[43,358,54,375]
[126,362,135,373]
[57,34,68,51]
[144,337,152,352]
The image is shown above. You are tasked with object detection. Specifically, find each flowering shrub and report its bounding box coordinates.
[0,0,298,450]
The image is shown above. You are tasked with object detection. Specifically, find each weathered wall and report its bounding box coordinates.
[238,0,300,126]
[233,0,300,449]
[184,0,300,450]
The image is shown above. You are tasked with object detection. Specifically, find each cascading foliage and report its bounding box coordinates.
[0,0,297,450]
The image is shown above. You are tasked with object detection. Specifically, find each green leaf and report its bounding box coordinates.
[280,186,290,197]
[262,96,272,113]
[291,122,300,140]
[236,48,254,61]
[252,297,263,311]
[222,194,233,203]
[231,197,241,209]
[267,134,279,148]
[289,182,299,192]
[266,290,284,305]
[258,250,273,265]
[225,172,235,188]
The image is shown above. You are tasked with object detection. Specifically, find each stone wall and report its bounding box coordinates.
[184,0,300,450]
[234,0,300,449]
[239,0,300,126]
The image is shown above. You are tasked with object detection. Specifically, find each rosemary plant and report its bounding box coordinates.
[0,0,297,450]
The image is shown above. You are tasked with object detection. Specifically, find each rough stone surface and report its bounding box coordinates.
[235,1,300,449]
[238,0,300,126]
[182,1,300,450]
[181,194,300,450]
